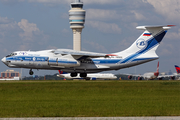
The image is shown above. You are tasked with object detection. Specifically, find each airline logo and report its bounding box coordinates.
[33,57,36,61]
[143,33,152,36]
[19,52,27,55]
[136,39,147,49]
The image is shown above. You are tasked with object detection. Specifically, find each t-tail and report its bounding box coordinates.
[114,25,174,63]
[175,65,180,74]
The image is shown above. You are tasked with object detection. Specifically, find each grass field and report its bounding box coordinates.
[0,80,180,117]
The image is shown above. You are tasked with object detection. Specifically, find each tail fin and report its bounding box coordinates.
[175,65,180,74]
[115,25,174,63]
[156,61,159,73]
[58,70,68,74]
[154,61,159,76]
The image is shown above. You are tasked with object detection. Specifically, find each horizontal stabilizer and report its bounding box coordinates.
[136,25,175,30]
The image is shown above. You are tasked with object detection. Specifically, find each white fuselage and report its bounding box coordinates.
[143,72,157,80]
[58,73,117,80]
[1,49,156,73]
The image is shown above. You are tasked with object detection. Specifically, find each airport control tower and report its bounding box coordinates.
[69,0,86,51]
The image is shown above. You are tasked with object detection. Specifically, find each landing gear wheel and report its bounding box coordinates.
[71,73,77,77]
[80,73,87,78]
[29,70,34,75]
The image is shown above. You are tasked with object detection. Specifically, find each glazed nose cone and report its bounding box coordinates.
[1,57,6,63]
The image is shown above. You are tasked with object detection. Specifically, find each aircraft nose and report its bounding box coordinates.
[1,57,6,63]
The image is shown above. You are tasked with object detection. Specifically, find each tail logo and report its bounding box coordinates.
[136,39,147,49]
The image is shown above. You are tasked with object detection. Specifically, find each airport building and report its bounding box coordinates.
[69,0,86,51]
[0,70,20,80]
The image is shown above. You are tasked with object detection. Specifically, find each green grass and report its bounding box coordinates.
[0,80,180,117]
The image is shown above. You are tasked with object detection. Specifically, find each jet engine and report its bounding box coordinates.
[158,77,163,80]
[128,75,132,79]
[138,77,143,80]
[170,76,175,80]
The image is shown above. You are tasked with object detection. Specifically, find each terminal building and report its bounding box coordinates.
[0,70,20,80]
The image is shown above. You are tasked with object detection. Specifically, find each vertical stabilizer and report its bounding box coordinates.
[175,65,180,74]
[115,25,173,63]
[58,70,68,74]
[154,62,159,77]
[156,61,159,73]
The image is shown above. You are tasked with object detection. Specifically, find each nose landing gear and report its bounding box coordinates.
[29,69,34,75]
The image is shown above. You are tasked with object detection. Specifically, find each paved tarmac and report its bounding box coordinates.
[1,117,180,120]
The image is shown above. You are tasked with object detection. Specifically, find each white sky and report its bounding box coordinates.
[0,0,180,76]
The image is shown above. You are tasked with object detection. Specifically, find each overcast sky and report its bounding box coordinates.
[0,0,180,76]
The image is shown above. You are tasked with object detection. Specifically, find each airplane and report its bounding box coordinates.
[57,70,117,80]
[1,25,174,77]
[128,63,180,80]
[157,65,180,80]
[128,61,160,80]
[169,65,180,80]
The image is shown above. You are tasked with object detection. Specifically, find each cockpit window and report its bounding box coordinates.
[6,53,17,57]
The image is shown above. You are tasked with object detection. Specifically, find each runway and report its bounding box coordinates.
[1,117,180,120]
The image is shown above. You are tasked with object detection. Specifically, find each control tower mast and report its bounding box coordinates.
[69,0,86,51]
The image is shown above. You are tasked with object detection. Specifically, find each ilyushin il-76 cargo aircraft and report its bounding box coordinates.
[1,25,174,77]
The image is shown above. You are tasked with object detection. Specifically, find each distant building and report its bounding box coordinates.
[0,70,20,80]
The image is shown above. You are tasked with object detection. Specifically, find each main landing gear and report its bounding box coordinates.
[71,73,77,77]
[80,73,87,78]
[29,69,34,75]
[70,73,87,77]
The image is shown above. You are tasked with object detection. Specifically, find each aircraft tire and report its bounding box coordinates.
[80,73,87,78]
[29,70,34,75]
[71,73,77,77]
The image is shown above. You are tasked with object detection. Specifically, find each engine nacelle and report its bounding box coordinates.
[170,76,175,80]
[138,77,143,80]
[128,75,132,79]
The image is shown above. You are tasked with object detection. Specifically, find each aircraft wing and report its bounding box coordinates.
[52,49,108,59]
